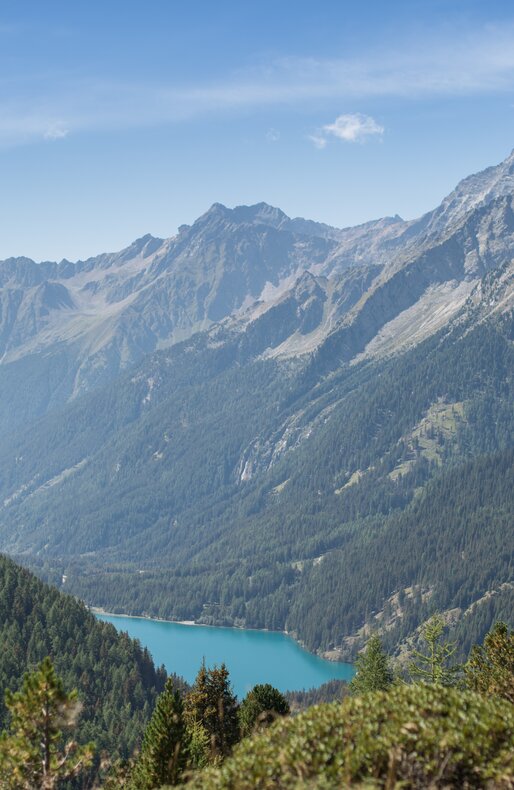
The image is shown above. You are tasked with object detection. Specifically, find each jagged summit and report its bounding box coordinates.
[194,201,289,229]
[450,148,514,209]
[118,233,164,262]
[0,149,512,435]
[410,147,514,241]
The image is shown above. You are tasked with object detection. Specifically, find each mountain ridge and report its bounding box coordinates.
[0,149,513,660]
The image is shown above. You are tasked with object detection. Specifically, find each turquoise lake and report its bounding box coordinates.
[97,614,354,698]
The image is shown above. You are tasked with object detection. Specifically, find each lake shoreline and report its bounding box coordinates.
[92,606,292,638]
[91,607,199,628]
[93,608,354,695]
[91,607,349,665]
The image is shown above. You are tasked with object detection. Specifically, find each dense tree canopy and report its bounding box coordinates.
[0,554,167,761]
[22,312,511,661]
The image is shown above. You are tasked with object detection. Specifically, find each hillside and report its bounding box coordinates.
[3,297,512,660]
[0,151,513,660]
[0,553,167,759]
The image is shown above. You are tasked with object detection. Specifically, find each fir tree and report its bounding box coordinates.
[238,684,290,737]
[349,634,393,695]
[183,663,210,768]
[0,657,94,789]
[409,614,461,686]
[185,720,210,770]
[184,663,239,763]
[465,621,514,703]
[130,678,187,789]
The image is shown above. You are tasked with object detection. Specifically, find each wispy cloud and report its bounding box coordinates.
[308,133,328,150]
[311,113,384,148]
[265,128,280,142]
[44,123,69,140]
[1,24,514,147]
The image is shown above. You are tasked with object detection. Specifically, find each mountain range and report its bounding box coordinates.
[0,149,513,661]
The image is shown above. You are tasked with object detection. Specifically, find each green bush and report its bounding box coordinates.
[186,684,514,788]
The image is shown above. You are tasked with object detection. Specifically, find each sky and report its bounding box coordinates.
[2,0,514,261]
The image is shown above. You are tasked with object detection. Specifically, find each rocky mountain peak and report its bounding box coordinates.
[292,270,324,299]
[414,148,514,242]
[0,151,513,436]
[195,201,289,230]
[118,234,164,262]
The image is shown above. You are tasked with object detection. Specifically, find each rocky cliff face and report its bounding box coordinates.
[1,150,514,436]
[0,205,345,431]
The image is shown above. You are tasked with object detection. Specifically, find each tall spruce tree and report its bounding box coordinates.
[184,664,239,763]
[465,621,514,703]
[182,663,209,768]
[349,634,393,695]
[130,678,187,789]
[409,614,461,686]
[0,657,94,789]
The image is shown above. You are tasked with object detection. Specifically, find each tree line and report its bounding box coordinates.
[1,618,512,787]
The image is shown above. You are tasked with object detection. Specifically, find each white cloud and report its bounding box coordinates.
[265,128,280,142]
[312,113,384,147]
[44,123,69,140]
[308,133,327,150]
[2,23,514,147]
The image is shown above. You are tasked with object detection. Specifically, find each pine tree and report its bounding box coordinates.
[409,614,461,686]
[349,634,393,695]
[0,657,94,789]
[184,663,239,763]
[238,684,290,737]
[183,663,210,768]
[130,678,187,789]
[465,621,514,703]
[185,719,210,770]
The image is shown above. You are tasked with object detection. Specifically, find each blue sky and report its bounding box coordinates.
[2,0,514,260]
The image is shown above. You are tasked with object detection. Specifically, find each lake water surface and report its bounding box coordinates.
[97,614,354,698]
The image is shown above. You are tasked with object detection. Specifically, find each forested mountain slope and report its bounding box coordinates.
[3,303,512,659]
[0,151,513,661]
[0,554,167,758]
